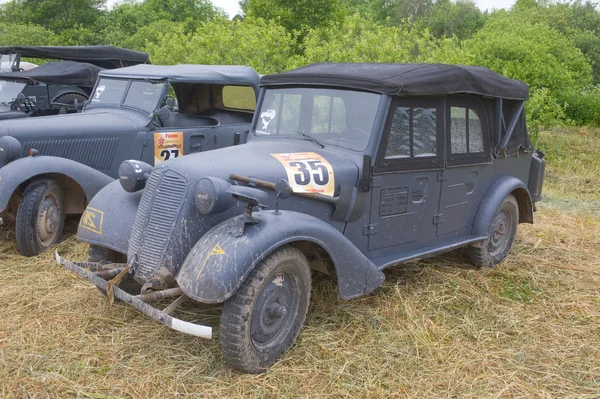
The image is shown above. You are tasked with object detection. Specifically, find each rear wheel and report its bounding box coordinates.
[16,178,65,256]
[220,246,312,373]
[470,194,519,267]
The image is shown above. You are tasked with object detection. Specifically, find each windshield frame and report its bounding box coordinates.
[85,77,168,115]
[251,85,384,153]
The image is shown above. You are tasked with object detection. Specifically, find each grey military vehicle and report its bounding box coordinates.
[0,45,150,120]
[57,63,545,373]
[0,64,259,256]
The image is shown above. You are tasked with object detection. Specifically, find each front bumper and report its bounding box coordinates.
[55,251,212,339]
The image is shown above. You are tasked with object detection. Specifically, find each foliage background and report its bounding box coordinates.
[2,0,600,132]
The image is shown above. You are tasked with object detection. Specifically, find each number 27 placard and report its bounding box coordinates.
[271,152,335,197]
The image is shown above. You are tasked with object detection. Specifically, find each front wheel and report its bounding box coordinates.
[469,194,519,267]
[220,246,312,373]
[16,178,65,256]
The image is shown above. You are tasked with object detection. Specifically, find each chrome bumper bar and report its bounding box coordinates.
[55,251,212,339]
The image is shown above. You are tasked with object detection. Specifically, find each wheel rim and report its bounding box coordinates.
[251,265,301,351]
[36,191,61,246]
[488,209,511,255]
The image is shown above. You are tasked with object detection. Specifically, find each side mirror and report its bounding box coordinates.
[275,179,291,200]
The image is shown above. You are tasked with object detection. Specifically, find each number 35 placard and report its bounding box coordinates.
[154,132,184,165]
[271,152,335,197]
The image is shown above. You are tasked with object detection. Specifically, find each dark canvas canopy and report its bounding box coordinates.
[0,46,149,68]
[261,63,529,100]
[0,61,102,86]
[100,64,260,88]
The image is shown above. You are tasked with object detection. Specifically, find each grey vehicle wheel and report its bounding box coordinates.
[88,245,140,297]
[470,194,519,267]
[16,178,65,256]
[220,246,312,373]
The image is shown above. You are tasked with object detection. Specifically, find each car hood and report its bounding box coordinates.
[153,138,361,193]
[0,108,146,138]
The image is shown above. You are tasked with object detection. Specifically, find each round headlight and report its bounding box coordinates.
[0,136,22,164]
[194,177,235,215]
[118,160,153,193]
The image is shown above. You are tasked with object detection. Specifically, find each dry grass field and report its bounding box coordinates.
[1,128,599,398]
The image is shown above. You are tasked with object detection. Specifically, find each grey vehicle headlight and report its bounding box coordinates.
[119,160,153,193]
[0,136,22,164]
[194,177,235,215]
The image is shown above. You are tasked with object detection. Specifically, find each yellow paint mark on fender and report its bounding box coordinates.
[80,207,104,235]
[196,243,226,280]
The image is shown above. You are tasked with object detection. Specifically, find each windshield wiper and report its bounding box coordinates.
[293,130,325,148]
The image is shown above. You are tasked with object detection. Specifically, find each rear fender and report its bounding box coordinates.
[76,179,142,255]
[177,210,385,304]
[471,176,533,239]
[0,155,112,213]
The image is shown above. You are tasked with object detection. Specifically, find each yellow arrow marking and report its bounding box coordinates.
[196,243,226,280]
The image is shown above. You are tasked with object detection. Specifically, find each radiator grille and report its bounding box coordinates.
[22,137,119,171]
[128,169,189,281]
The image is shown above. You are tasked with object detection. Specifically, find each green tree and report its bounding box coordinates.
[294,13,474,66]
[423,0,487,39]
[468,11,593,94]
[242,0,344,37]
[0,22,56,46]
[146,18,295,74]
[0,0,106,33]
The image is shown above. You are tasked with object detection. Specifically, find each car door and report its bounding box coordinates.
[436,95,492,237]
[367,97,444,254]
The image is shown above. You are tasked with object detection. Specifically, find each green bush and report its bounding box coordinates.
[526,88,570,139]
[293,13,475,67]
[0,22,56,46]
[146,18,295,74]
[561,86,600,126]
[468,12,593,93]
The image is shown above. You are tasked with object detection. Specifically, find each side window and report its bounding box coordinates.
[222,85,256,111]
[385,106,437,159]
[450,107,484,154]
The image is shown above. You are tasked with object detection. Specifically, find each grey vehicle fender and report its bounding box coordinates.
[177,210,386,304]
[0,155,113,213]
[76,179,142,255]
[471,175,533,239]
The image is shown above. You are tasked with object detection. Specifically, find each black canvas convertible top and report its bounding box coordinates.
[261,63,529,100]
[100,64,260,88]
[0,61,102,86]
[0,46,149,68]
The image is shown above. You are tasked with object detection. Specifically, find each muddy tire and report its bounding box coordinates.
[16,178,65,256]
[220,246,312,373]
[88,245,140,297]
[470,194,519,267]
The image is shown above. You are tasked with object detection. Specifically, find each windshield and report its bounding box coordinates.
[254,87,381,151]
[89,78,165,113]
[0,81,26,105]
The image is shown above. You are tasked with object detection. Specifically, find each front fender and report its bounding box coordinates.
[177,210,386,304]
[471,176,532,238]
[0,155,113,213]
[76,179,142,255]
